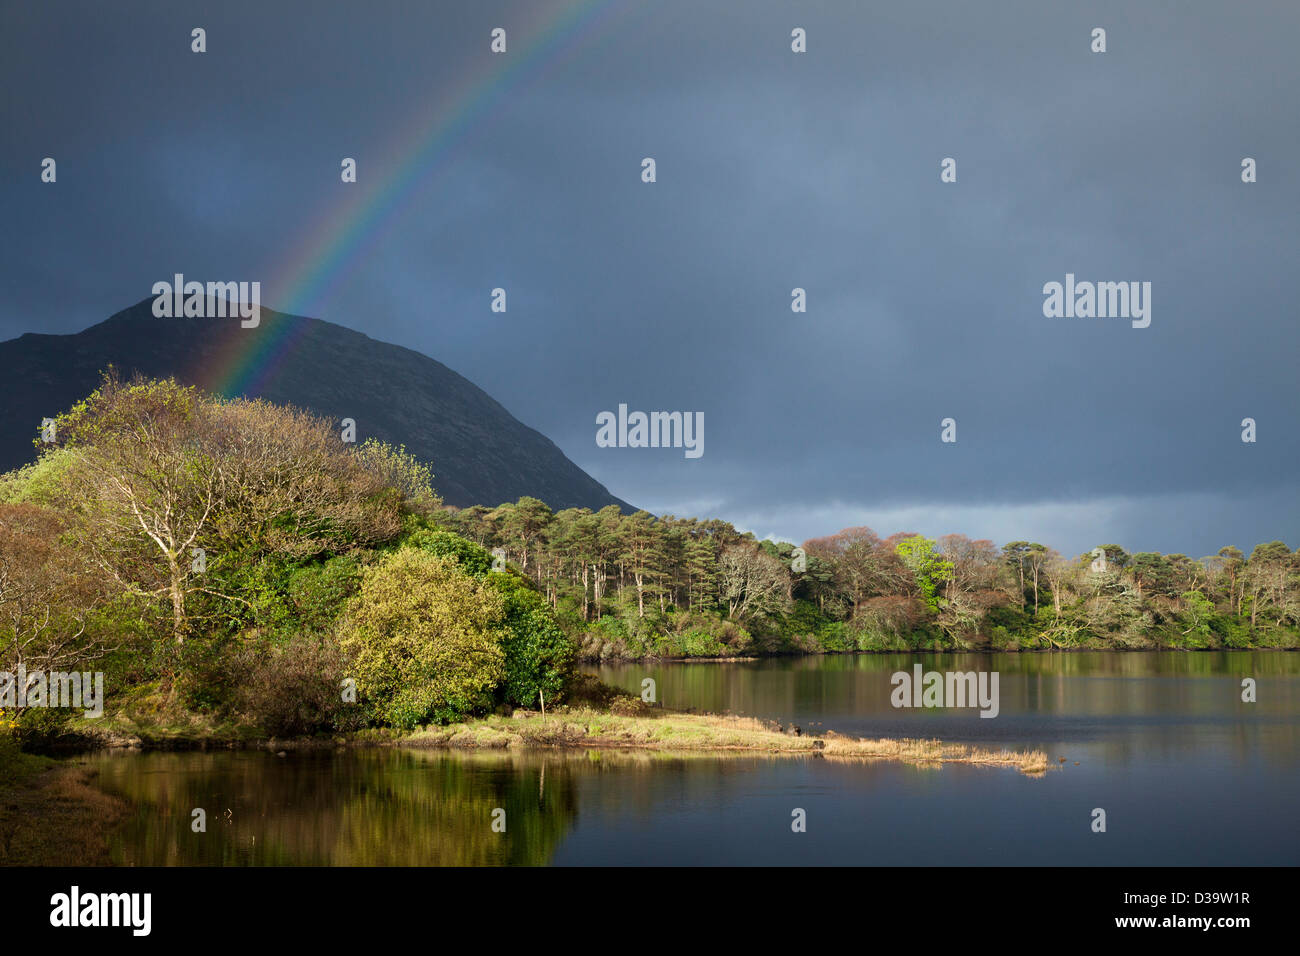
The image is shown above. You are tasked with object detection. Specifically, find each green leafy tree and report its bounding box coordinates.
[895,535,954,613]
[404,527,495,576]
[342,548,507,727]
[404,528,574,707]
[485,572,574,708]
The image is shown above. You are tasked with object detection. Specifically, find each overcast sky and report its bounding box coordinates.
[2,0,1297,558]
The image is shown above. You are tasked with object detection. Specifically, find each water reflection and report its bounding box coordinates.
[595,652,1300,764]
[85,652,1300,866]
[93,749,578,866]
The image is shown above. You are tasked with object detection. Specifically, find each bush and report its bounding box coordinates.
[5,705,75,748]
[341,548,507,727]
[404,528,575,706]
[228,633,363,736]
[484,572,575,708]
[816,621,854,652]
[1211,614,1254,649]
[853,596,926,650]
[284,557,362,633]
[670,610,751,656]
[0,449,76,506]
[679,629,727,657]
[403,528,495,577]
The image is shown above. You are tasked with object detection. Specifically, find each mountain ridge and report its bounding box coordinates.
[1,298,634,514]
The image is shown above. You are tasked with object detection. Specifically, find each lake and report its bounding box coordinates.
[86,652,1300,865]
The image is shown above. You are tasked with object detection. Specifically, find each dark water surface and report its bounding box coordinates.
[88,652,1300,865]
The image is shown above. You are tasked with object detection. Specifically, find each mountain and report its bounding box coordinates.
[0,297,633,513]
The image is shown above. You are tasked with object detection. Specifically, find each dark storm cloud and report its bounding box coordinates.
[2,0,1297,557]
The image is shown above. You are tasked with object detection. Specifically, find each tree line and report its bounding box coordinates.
[439,499,1299,658]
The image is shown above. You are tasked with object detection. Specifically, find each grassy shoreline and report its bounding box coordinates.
[25,703,1051,776]
[402,708,1051,774]
[0,743,129,865]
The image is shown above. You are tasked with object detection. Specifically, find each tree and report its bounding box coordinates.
[1041,549,1074,619]
[718,543,791,620]
[53,376,220,644]
[1128,552,1174,599]
[1095,544,1131,570]
[1217,546,1245,612]
[558,508,599,620]
[685,534,718,612]
[1181,591,1214,639]
[895,535,953,613]
[1245,541,1295,628]
[485,572,575,708]
[590,505,624,618]
[804,526,887,618]
[1003,541,1031,609]
[936,534,1004,641]
[0,503,115,680]
[621,511,664,618]
[47,373,411,646]
[492,497,553,572]
[1025,543,1049,614]
[342,548,507,727]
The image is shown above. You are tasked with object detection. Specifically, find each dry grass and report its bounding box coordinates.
[0,761,129,865]
[820,731,1050,774]
[402,708,1051,775]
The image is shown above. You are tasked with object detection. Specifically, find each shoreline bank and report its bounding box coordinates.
[21,706,1051,776]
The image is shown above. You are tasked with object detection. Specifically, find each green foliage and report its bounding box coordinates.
[342,549,507,727]
[1180,591,1215,641]
[895,535,954,612]
[678,628,727,657]
[403,528,495,577]
[810,620,849,652]
[6,703,75,746]
[352,439,441,516]
[284,557,364,633]
[1210,613,1254,649]
[672,610,751,655]
[484,572,575,708]
[0,449,76,505]
[400,527,576,704]
[771,600,851,653]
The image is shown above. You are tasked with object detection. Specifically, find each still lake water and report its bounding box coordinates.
[87,652,1300,865]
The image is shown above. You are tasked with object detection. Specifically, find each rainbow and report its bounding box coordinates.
[204,0,637,398]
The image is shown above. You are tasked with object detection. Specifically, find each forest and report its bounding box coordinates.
[441,499,1299,659]
[1,374,1296,744]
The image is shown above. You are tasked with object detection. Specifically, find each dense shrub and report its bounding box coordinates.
[341,548,507,727]
[815,621,853,652]
[485,572,575,708]
[670,610,752,655]
[227,633,363,736]
[403,527,495,577]
[404,528,575,704]
[284,557,363,633]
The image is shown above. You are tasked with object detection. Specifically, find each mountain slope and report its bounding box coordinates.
[0,298,633,513]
